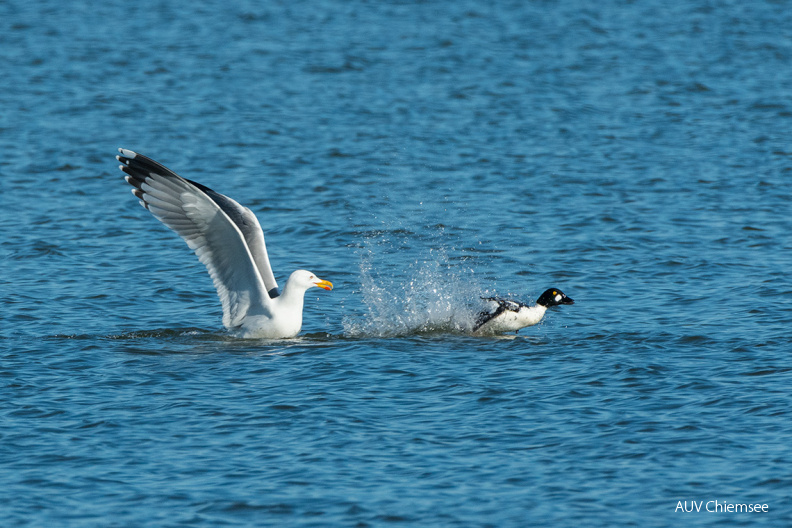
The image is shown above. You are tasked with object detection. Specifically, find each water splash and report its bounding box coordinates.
[343,228,484,337]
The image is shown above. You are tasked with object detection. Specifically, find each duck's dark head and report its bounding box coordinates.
[536,288,574,308]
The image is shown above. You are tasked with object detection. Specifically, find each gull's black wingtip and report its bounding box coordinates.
[117,147,137,160]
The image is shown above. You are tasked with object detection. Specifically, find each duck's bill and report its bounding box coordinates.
[315,280,334,291]
[561,297,574,305]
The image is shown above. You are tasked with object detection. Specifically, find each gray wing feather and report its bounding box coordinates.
[185,179,280,297]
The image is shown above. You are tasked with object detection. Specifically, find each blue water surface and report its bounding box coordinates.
[2,0,792,526]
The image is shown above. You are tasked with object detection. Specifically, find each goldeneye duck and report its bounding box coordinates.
[473,288,574,335]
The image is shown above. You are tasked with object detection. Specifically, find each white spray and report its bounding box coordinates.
[342,229,484,337]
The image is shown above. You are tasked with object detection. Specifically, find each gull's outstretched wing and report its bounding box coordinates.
[117,148,271,328]
[181,178,280,298]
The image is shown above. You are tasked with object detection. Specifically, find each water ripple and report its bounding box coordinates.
[3,0,792,525]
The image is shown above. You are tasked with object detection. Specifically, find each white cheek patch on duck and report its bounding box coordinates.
[555,294,563,302]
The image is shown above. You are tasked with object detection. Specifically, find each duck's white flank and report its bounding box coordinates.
[474,302,547,335]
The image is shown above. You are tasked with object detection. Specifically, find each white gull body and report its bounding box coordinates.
[117,148,333,338]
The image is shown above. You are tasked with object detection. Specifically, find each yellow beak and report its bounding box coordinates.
[315,279,333,291]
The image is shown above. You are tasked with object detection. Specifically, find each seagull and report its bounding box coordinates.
[473,288,574,335]
[117,148,333,339]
